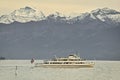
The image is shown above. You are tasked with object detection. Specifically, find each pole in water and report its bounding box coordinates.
[16,66,17,70]
[31,58,34,64]
[15,66,17,76]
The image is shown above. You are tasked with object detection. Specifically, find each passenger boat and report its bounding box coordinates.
[35,54,95,68]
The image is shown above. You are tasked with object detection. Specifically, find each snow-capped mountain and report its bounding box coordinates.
[0,6,45,24]
[0,7,120,24]
[69,8,120,25]
[91,8,120,24]
[46,12,67,23]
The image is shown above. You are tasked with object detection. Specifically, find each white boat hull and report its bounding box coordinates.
[35,63,94,68]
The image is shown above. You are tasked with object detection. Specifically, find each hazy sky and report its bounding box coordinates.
[0,0,120,15]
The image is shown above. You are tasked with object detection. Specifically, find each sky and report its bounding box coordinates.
[0,0,120,16]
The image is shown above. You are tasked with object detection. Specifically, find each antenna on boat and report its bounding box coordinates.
[76,51,80,58]
[54,55,57,59]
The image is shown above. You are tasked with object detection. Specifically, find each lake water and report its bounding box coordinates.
[0,60,120,80]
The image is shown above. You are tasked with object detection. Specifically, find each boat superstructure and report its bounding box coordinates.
[35,54,95,68]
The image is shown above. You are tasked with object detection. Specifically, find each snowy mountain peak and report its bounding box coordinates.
[89,8,120,23]
[16,6,35,13]
[48,12,65,18]
[20,6,35,11]
[46,12,67,22]
[0,6,46,24]
[11,6,36,17]
[24,6,34,10]
[91,8,120,15]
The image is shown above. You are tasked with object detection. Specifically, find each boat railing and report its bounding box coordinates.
[43,60,95,64]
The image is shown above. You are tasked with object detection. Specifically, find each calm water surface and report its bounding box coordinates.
[0,60,120,80]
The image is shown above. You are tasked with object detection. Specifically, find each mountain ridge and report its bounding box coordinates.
[0,7,120,25]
